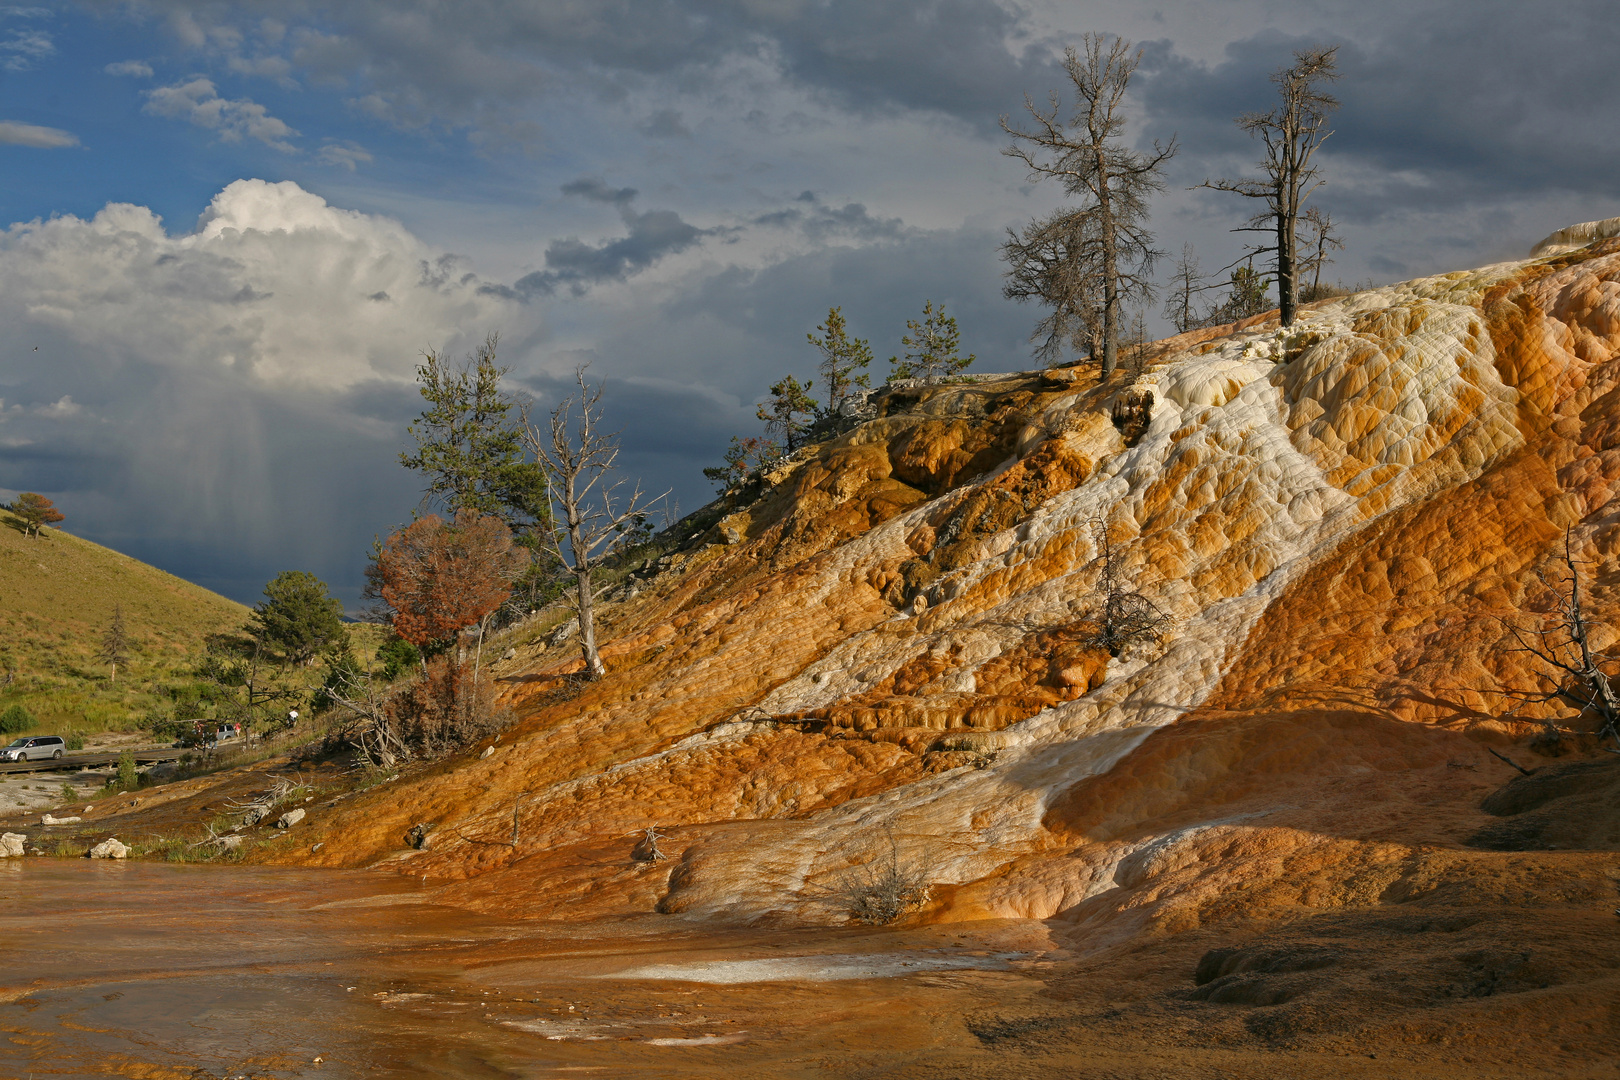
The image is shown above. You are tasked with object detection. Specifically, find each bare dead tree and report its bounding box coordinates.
[1003,34,1176,378]
[1298,206,1344,300]
[521,368,667,679]
[1002,207,1103,366]
[1162,243,1210,334]
[631,825,669,863]
[1500,532,1620,755]
[1198,46,1339,327]
[1084,518,1169,657]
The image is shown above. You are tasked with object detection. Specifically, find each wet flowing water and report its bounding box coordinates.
[1,861,1043,1079]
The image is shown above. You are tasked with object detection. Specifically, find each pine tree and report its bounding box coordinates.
[757,376,818,452]
[401,333,547,535]
[807,307,873,416]
[253,572,346,667]
[98,604,130,683]
[890,300,975,382]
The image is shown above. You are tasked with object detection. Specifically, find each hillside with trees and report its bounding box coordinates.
[0,504,250,737]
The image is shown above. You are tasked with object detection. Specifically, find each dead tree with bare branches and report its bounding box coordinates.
[1198,47,1340,327]
[1501,532,1620,755]
[521,368,667,679]
[1003,34,1176,378]
[1084,519,1169,657]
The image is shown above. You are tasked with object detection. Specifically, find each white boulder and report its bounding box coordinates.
[0,833,25,858]
[276,808,306,829]
[89,838,128,859]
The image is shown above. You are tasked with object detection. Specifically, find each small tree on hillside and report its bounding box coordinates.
[758,375,818,452]
[1298,206,1344,301]
[1162,244,1210,334]
[807,307,873,416]
[254,571,346,667]
[98,604,130,683]
[521,368,667,680]
[890,300,975,381]
[703,435,783,492]
[1084,518,1169,657]
[11,492,64,538]
[1501,532,1620,755]
[1199,47,1340,327]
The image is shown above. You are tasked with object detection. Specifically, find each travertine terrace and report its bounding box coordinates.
[268,234,1619,1061]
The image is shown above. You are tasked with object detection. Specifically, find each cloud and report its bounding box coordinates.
[316,139,373,170]
[104,59,154,77]
[0,179,522,603]
[638,108,691,138]
[143,77,300,152]
[752,191,908,242]
[501,178,711,298]
[0,27,51,72]
[0,120,78,148]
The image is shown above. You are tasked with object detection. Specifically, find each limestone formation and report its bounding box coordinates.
[0,832,24,858]
[274,233,1620,956]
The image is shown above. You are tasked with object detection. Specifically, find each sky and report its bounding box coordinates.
[1,0,1615,608]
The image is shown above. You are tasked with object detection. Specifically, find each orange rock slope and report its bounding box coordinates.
[280,236,1620,957]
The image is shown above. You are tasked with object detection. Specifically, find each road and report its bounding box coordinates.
[0,748,186,775]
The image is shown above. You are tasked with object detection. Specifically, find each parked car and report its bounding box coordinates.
[0,735,66,762]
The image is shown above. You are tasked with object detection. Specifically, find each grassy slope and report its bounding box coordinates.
[0,510,251,735]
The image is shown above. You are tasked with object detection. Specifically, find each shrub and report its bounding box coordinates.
[115,751,138,792]
[0,703,33,734]
[65,733,85,751]
[828,833,934,925]
[376,636,421,682]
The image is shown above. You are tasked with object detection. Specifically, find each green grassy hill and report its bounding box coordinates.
[0,510,251,738]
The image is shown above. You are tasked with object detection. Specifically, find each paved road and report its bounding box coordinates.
[0,748,185,775]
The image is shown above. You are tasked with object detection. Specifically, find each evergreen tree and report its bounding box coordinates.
[98,604,130,683]
[401,333,547,535]
[807,307,872,416]
[254,571,346,666]
[757,376,818,452]
[890,300,974,381]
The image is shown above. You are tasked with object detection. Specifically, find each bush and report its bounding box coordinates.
[0,704,32,734]
[828,834,933,925]
[115,751,138,792]
[65,733,85,751]
[376,636,420,682]
[386,658,503,758]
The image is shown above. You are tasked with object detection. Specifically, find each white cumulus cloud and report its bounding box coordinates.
[0,180,526,601]
[144,77,299,151]
[0,120,78,148]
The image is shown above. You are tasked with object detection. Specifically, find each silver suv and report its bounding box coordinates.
[0,736,65,762]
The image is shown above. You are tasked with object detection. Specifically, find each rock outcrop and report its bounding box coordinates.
[278,232,1620,957]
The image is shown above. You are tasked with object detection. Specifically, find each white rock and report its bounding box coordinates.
[41,814,81,825]
[480,745,495,759]
[89,838,128,859]
[276,808,306,829]
[218,835,243,850]
[0,833,25,858]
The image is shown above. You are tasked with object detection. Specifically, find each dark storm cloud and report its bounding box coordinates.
[751,191,909,243]
[106,0,1061,133]
[1137,3,1620,215]
[498,178,712,299]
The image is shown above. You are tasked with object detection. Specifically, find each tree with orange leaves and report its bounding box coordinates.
[373,511,529,667]
[11,492,64,538]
